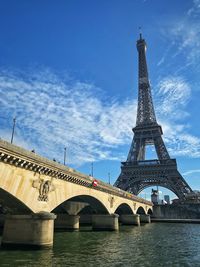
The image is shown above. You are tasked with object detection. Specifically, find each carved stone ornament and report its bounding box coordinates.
[108,195,115,208]
[32,175,55,202]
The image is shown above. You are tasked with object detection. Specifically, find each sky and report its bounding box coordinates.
[0,0,200,201]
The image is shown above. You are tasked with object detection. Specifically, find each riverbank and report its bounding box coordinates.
[151,218,200,224]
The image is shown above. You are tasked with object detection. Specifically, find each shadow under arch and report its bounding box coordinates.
[51,195,110,215]
[147,208,153,215]
[114,203,134,215]
[136,206,146,215]
[0,188,33,214]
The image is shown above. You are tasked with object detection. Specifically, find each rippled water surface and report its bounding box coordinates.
[0,223,200,267]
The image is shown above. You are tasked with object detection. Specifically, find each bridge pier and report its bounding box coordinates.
[92,214,119,231]
[140,214,151,223]
[120,214,140,226]
[54,214,80,230]
[1,212,56,248]
[79,214,92,225]
[61,201,89,215]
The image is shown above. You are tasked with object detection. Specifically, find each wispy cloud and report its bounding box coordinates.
[170,22,200,66]
[187,0,200,17]
[157,0,200,76]
[0,69,200,167]
[0,69,136,165]
[183,169,200,176]
[157,43,175,67]
[155,76,191,120]
[161,0,200,70]
[155,76,200,158]
[183,169,200,178]
[153,1,200,161]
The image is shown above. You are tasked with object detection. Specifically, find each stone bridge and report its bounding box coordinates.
[0,140,152,248]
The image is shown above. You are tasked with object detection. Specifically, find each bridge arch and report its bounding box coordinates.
[136,206,146,215]
[51,194,110,214]
[147,208,153,215]
[0,188,32,214]
[114,203,134,215]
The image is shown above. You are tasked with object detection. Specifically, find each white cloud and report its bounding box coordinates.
[159,119,200,158]
[155,76,191,120]
[0,69,200,167]
[171,22,200,66]
[158,0,200,72]
[183,169,200,176]
[0,69,136,165]
[154,76,200,158]
[157,43,175,67]
[161,3,200,69]
[187,0,200,17]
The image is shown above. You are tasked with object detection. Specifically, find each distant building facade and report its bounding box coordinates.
[151,189,159,204]
[164,195,170,204]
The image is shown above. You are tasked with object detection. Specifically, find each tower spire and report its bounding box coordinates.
[136,33,156,126]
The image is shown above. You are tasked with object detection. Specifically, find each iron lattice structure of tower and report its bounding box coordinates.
[114,34,193,200]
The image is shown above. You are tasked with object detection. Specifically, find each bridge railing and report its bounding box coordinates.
[0,139,152,206]
[122,159,177,166]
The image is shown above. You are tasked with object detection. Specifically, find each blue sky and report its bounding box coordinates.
[0,0,200,201]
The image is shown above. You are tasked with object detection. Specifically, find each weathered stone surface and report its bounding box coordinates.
[1,213,56,248]
[54,214,80,230]
[120,214,140,226]
[140,214,151,223]
[79,214,92,225]
[62,202,89,215]
[0,159,152,215]
[0,139,153,248]
[153,204,200,219]
[92,214,119,231]
[0,139,152,216]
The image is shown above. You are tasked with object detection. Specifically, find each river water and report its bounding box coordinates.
[0,223,200,267]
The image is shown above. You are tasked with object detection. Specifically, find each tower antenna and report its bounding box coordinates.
[139,26,142,39]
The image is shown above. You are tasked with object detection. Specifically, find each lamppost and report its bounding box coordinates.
[11,117,16,144]
[91,162,93,177]
[108,172,111,185]
[64,147,67,165]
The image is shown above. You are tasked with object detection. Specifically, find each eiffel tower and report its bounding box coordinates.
[114,34,193,200]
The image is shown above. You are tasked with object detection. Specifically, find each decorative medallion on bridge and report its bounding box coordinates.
[32,175,55,202]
